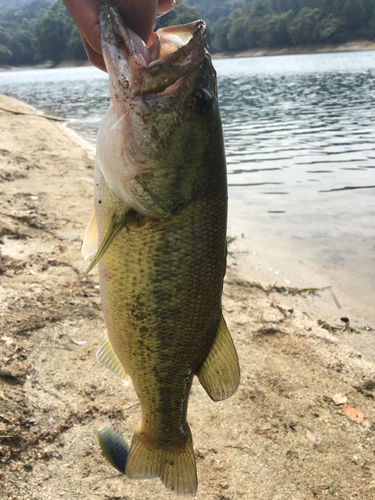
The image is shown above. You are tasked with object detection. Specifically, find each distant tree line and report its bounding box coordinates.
[174,0,375,51]
[0,0,49,65]
[0,0,86,66]
[0,0,374,67]
[32,0,86,62]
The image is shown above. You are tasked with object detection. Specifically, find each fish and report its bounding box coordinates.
[82,0,240,496]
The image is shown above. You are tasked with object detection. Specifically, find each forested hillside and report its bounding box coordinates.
[0,0,374,67]
[0,0,85,65]
[163,0,375,52]
[0,0,52,9]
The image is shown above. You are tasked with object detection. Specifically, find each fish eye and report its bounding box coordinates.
[190,88,212,116]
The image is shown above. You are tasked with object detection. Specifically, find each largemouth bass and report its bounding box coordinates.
[82,1,240,496]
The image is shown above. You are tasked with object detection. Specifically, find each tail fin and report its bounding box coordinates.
[125,427,197,497]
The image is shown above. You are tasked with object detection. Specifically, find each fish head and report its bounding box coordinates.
[98,0,224,217]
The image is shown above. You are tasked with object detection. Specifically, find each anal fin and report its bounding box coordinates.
[96,330,130,386]
[126,426,197,497]
[197,314,240,402]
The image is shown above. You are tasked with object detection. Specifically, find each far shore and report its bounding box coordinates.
[0,39,374,72]
[212,39,375,59]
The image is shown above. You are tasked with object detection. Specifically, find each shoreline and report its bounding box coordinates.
[1,89,373,331]
[0,40,374,72]
[212,39,375,59]
[1,94,375,499]
[1,92,373,330]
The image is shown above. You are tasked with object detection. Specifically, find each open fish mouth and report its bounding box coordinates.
[99,0,207,98]
[96,0,218,219]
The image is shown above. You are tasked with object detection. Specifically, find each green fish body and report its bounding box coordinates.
[83,1,240,496]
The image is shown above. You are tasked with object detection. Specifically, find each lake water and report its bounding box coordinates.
[0,51,374,328]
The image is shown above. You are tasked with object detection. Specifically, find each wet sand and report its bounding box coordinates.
[1,94,374,499]
[227,211,375,357]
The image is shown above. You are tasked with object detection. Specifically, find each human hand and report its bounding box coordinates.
[62,0,175,72]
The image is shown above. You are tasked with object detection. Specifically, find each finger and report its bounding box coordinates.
[115,0,158,42]
[81,36,107,72]
[63,0,102,54]
[156,0,175,17]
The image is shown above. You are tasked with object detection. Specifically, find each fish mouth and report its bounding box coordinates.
[99,0,207,97]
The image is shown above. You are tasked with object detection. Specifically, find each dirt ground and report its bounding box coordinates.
[0,94,374,500]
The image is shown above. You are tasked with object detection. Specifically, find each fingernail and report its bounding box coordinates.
[157,0,175,16]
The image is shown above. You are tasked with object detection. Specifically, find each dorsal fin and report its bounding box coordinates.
[96,330,130,386]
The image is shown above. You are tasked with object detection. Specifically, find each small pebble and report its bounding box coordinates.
[333,394,347,405]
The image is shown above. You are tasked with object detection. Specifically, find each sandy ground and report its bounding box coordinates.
[0,94,374,500]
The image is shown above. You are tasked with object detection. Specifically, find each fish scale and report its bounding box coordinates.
[82,1,240,496]
[95,166,227,442]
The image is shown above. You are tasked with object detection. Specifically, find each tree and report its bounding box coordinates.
[0,0,51,66]
[243,0,269,18]
[212,17,232,51]
[364,0,375,17]
[317,16,341,42]
[0,27,11,48]
[64,21,87,60]
[32,5,64,61]
[342,0,366,30]
[32,0,86,63]
[246,17,268,46]
[363,14,375,38]
[271,0,281,13]
[227,16,248,49]
[265,12,291,46]
[206,5,222,21]
[0,44,12,64]
[287,6,321,44]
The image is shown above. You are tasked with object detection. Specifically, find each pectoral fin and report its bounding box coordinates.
[197,314,240,402]
[82,206,99,260]
[80,208,138,280]
[96,330,130,386]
